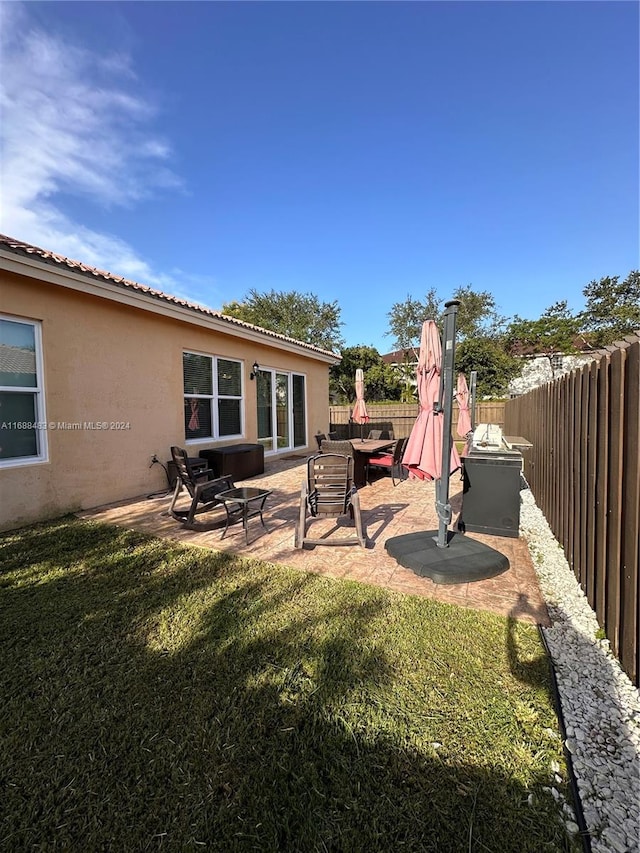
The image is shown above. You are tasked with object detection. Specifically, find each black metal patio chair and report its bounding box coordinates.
[169,445,235,527]
[365,437,409,486]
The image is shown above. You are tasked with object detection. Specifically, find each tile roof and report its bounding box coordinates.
[0,234,339,360]
[0,344,36,375]
[381,348,419,364]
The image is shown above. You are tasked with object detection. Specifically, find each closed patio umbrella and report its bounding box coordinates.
[352,368,369,441]
[456,372,472,438]
[402,320,460,480]
[387,300,510,579]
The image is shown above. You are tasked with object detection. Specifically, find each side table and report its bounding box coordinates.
[216,487,272,545]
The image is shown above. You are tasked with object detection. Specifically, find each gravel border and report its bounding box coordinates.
[520,489,640,853]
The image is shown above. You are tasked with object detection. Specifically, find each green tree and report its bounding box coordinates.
[395,352,418,403]
[453,285,504,340]
[387,289,440,353]
[362,362,403,402]
[456,337,520,399]
[387,285,503,352]
[387,285,511,398]
[579,271,640,346]
[222,289,345,352]
[329,345,401,403]
[505,301,581,376]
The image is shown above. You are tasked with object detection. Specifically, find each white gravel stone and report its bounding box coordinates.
[520,490,640,851]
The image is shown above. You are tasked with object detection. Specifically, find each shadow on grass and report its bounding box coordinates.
[0,518,575,852]
[506,594,554,687]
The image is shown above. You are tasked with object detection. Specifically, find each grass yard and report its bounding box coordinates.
[0,518,579,852]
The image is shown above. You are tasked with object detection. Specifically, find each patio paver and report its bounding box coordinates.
[79,454,549,626]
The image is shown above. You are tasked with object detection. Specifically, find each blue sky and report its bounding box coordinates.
[1,1,638,353]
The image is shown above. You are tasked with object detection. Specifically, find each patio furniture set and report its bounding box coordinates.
[169,435,409,547]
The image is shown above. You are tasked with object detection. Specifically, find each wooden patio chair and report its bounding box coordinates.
[295,453,366,548]
[366,437,409,486]
[169,446,235,527]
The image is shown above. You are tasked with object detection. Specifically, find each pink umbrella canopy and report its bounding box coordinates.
[352,368,370,440]
[352,368,369,425]
[456,372,472,438]
[402,321,461,480]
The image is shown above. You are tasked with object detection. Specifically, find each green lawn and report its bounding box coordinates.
[0,518,579,852]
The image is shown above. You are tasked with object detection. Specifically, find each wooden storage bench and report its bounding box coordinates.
[199,444,265,480]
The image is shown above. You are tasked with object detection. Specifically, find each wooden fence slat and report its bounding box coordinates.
[505,339,638,686]
[605,349,625,658]
[536,387,544,515]
[620,342,639,685]
[545,384,553,530]
[551,382,559,531]
[585,361,599,609]
[595,357,610,629]
[557,379,565,551]
[569,371,579,578]
[579,366,590,588]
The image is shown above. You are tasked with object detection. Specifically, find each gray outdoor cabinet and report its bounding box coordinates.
[459,443,523,538]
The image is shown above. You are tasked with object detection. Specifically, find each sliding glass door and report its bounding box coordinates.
[256,369,306,453]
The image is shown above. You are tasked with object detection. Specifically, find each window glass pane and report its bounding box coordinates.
[217,359,241,397]
[0,319,37,388]
[293,374,306,447]
[183,353,212,395]
[256,370,273,445]
[276,373,289,449]
[218,399,241,436]
[0,392,38,459]
[184,398,212,440]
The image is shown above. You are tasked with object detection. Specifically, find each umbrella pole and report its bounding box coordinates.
[435,299,460,548]
[386,303,510,584]
[469,370,478,431]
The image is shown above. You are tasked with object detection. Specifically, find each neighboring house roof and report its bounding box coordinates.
[381,349,419,365]
[508,333,598,358]
[592,331,640,359]
[0,234,340,364]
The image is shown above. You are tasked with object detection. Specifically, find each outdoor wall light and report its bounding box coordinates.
[250,361,260,380]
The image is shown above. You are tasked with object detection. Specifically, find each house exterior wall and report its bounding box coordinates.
[1,269,332,531]
[507,354,595,397]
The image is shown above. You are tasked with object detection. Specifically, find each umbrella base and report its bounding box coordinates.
[385,530,509,585]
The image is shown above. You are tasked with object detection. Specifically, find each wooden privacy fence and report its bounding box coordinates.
[505,337,639,686]
[329,402,506,440]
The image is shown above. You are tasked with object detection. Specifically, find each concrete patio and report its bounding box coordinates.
[79,454,549,626]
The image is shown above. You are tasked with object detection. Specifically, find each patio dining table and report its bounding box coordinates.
[348,438,395,487]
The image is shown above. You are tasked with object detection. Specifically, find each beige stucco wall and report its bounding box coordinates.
[1,270,333,531]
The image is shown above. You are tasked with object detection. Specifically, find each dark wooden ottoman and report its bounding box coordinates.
[199,443,265,480]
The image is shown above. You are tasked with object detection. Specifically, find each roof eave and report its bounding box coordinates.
[0,248,341,365]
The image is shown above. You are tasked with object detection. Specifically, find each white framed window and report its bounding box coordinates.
[183,351,243,442]
[0,315,48,467]
[550,354,563,371]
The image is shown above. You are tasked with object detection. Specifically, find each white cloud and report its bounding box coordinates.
[0,3,195,292]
